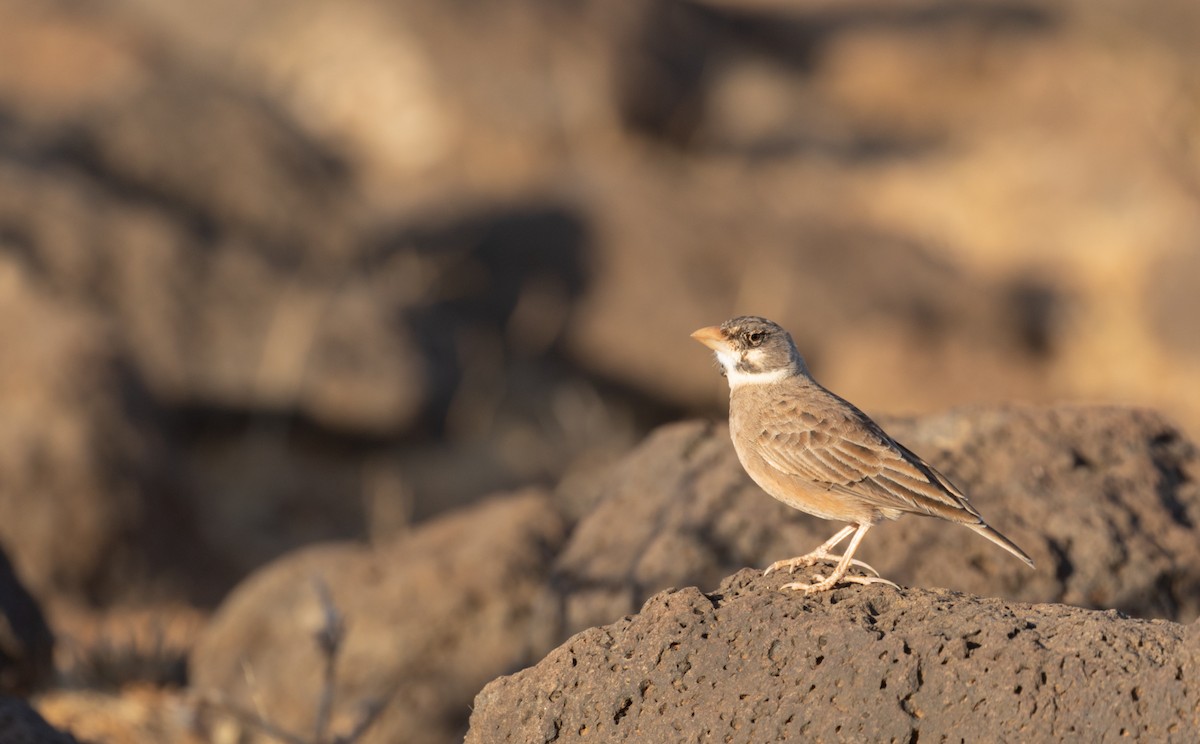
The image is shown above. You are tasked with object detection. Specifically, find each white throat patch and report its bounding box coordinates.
[725,366,792,387]
[713,348,792,388]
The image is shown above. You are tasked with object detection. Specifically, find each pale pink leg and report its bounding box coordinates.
[780,523,899,594]
[765,524,883,578]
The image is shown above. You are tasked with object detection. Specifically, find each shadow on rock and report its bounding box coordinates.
[370,202,592,436]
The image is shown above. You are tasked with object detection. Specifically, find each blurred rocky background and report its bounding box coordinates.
[1,0,1199,740]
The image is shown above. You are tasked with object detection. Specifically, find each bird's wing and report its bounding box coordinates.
[754,392,981,522]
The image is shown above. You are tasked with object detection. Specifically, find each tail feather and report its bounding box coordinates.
[968,522,1035,568]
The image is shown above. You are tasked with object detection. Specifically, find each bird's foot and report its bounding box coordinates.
[780,573,899,595]
[764,554,821,576]
[846,559,883,577]
[765,554,882,578]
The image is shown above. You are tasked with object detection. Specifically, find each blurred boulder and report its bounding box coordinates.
[3,0,1200,621]
[0,0,435,437]
[566,218,1063,414]
[614,0,1055,152]
[1148,244,1200,361]
[0,0,640,568]
[190,489,565,744]
[0,255,151,600]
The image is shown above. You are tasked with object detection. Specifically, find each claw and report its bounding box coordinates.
[849,559,881,577]
[780,575,900,594]
[765,556,818,576]
[767,524,896,594]
[765,556,881,578]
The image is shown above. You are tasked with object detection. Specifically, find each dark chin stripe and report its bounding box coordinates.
[735,360,765,375]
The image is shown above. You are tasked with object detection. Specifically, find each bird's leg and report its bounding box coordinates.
[782,523,899,594]
[765,525,881,577]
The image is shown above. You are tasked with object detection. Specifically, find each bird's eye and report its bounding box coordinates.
[745,331,765,346]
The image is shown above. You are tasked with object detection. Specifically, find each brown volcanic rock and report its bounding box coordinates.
[0,256,151,600]
[469,569,1200,743]
[536,406,1200,653]
[880,405,1200,619]
[190,490,565,744]
[0,0,424,438]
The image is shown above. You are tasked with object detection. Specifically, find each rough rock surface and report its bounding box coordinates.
[537,407,1200,654]
[470,569,1200,743]
[190,490,565,744]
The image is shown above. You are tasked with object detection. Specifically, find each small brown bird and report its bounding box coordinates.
[691,316,1034,594]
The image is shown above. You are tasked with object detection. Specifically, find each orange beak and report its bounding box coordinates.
[690,325,730,351]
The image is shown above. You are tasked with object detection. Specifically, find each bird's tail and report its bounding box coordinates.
[968,522,1035,568]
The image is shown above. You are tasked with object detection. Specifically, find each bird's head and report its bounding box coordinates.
[690,316,807,387]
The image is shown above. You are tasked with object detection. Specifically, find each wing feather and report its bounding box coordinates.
[753,392,978,521]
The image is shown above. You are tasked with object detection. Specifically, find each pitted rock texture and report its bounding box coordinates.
[470,569,1200,743]
[536,407,1200,654]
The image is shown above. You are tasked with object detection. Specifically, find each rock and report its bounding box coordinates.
[881,405,1200,619]
[0,0,632,559]
[35,687,204,744]
[190,490,565,744]
[51,601,205,691]
[0,87,415,439]
[0,547,53,695]
[469,569,1200,743]
[0,0,424,438]
[536,407,1200,654]
[566,211,1061,416]
[0,697,81,744]
[33,601,207,743]
[0,255,150,600]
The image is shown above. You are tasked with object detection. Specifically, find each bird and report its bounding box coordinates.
[691,315,1034,594]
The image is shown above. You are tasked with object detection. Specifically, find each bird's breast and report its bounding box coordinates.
[727,386,880,524]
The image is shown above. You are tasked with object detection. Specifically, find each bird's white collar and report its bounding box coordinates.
[712,349,794,387]
[725,366,793,388]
